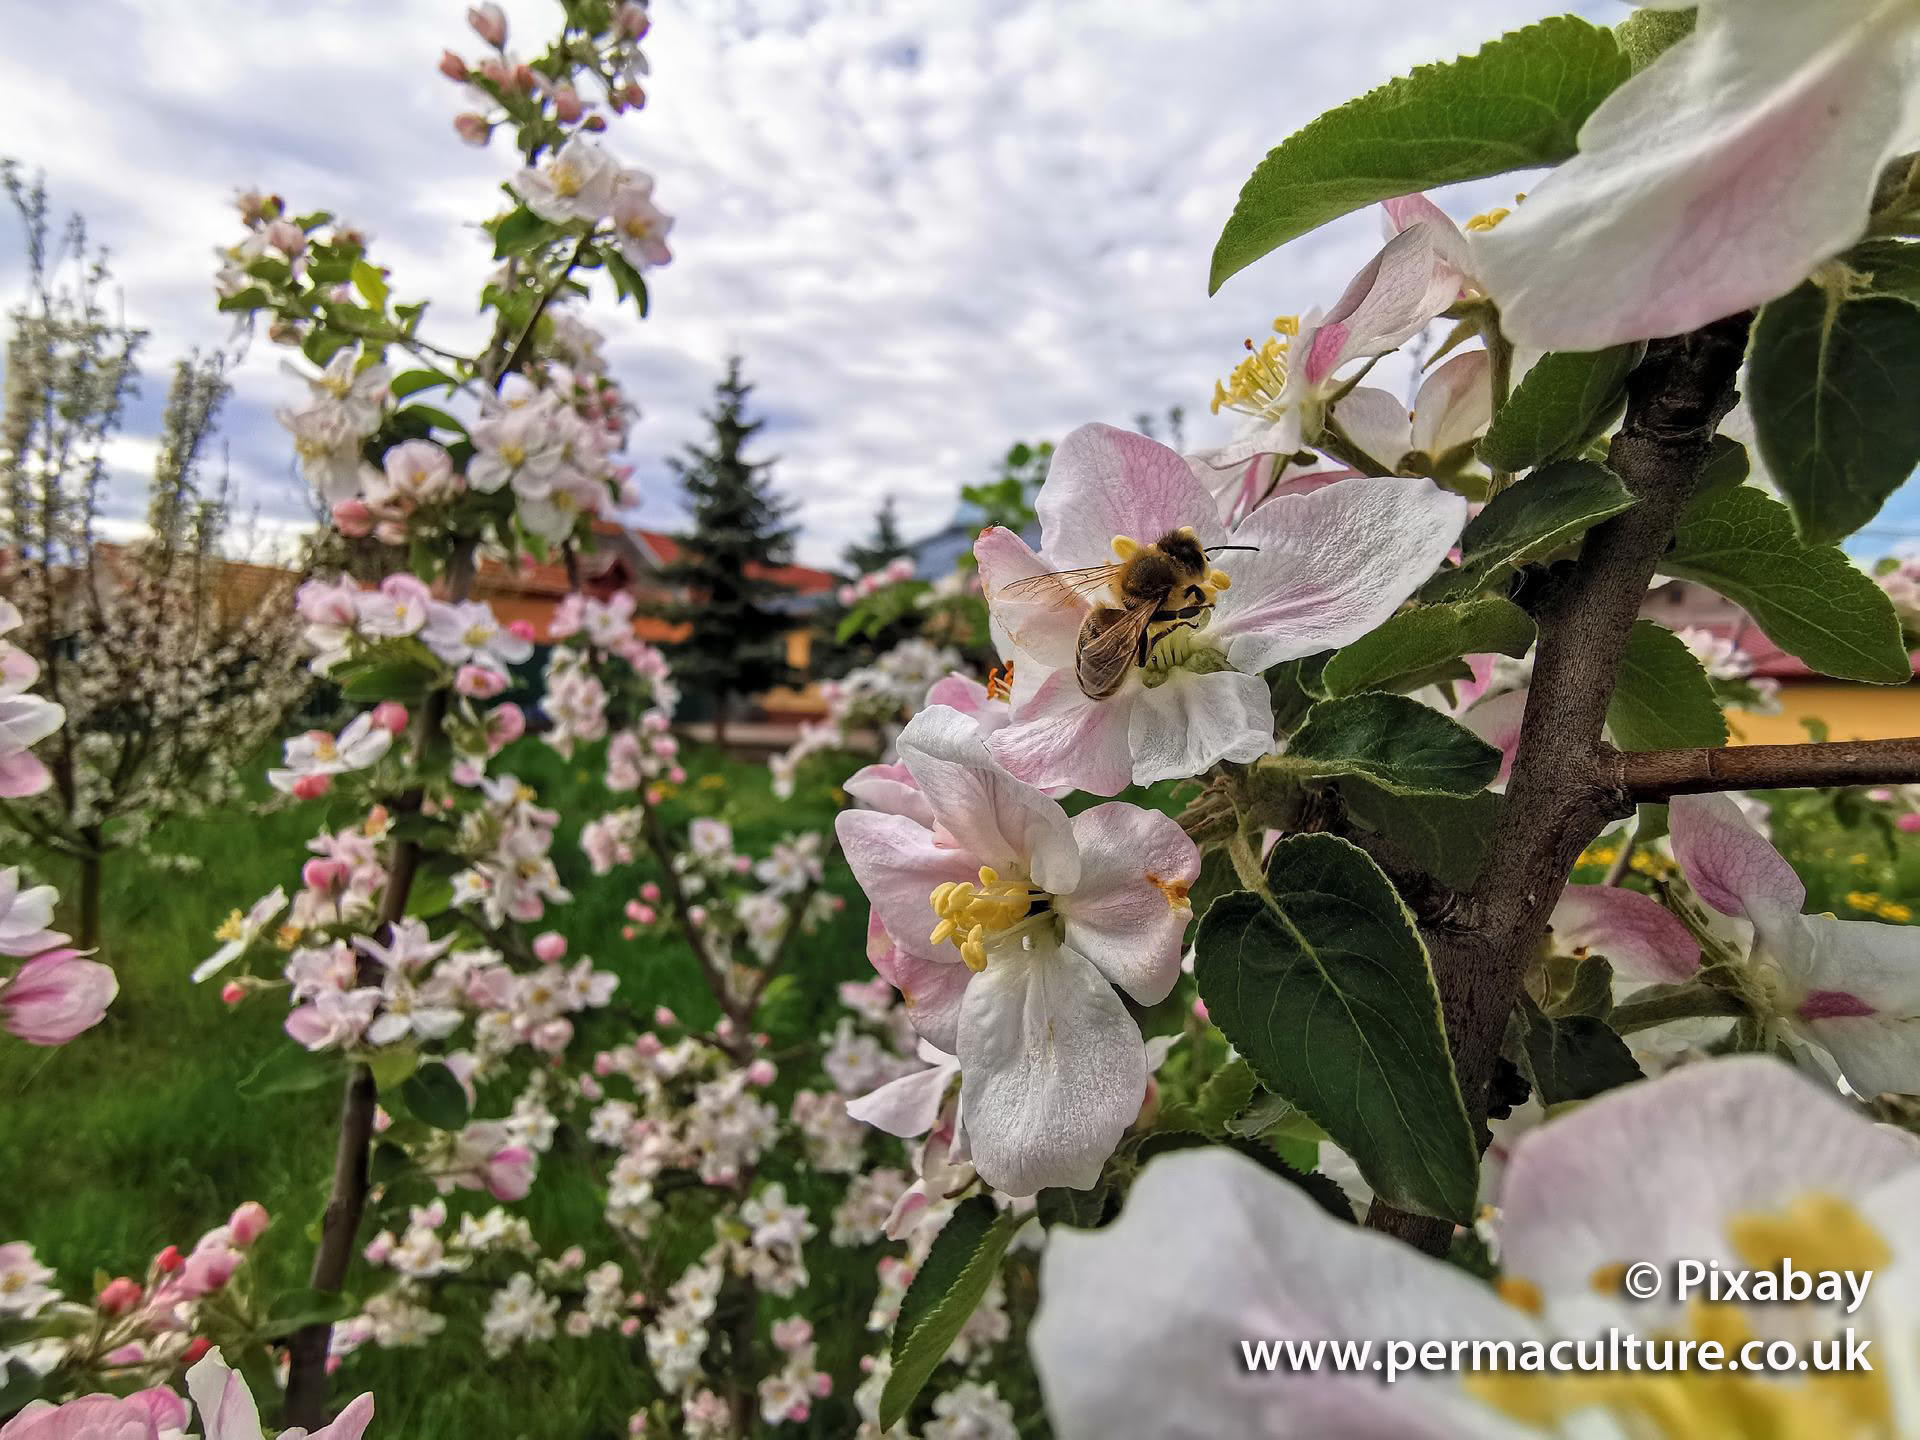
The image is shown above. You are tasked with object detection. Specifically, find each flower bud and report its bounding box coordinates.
[582,113,607,132]
[552,85,584,124]
[154,1245,184,1274]
[1899,813,1920,834]
[467,2,507,47]
[228,1202,270,1248]
[439,49,469,81]
[331,498,374,538]
[453,113,493,148]
[533,931,567,963]
[302,857,349,893]
[264,219,306,256]
[456,664,508,699]
[745,1059,775,1087]
[372,701,410,735]
[667,766,687,785]
[291,773,333,802]
[182,1337,212,1366]
[620,81,646,110]
[220,980,246,1007]
[621,925,636,941]
[639,882,661,903]
[620,1316,641,1339]
[98,1277,142,1315]
[616,2,650,38]
[1191,995,1209,1023]
[507,619,536,642]
[633,905,655,925]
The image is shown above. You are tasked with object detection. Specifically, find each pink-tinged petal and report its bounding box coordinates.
[846,1060,955,1137]
[1312,225,1470,377]
[1786,912,1920,1097]
[1033,1148,1536,1440]
[1036,424,1227,572]
[842,761,934,827]
[1056,804,1198,1004]
[1211,477,1467,673]
[1301,321,1351,387]
[835,810,981,961]
[1669,792,1805,925]
[976,525,1083,672]
[0,950,117,1045]
[1125,668,1273,787]
[0,645,38,694]
[186,1348,265,1440]
[1380,194,1475,287]
[0,1395,169,1440]
[1410,350,1493,457]
[1458,689,1527,787]
[0,747,52,799]
[1472,0,1917,350]
[309,1392,375,1440]
[1496,1056,1919,1335]
[958,938,1146,1195]
[989,670,1136,798]
[925,673,992,717]
[1329,386,1411,469]
[0,694,64,751]
[1550,885,1700,984]
[868,911,972,1054]
[897,706,1079,893]
[130,1388,189,1433]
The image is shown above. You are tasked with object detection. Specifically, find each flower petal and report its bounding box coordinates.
[869,912,971,1054]
[1550,884,1700,984]
[1036,423,1226,572]
[1211,477,1467,672]
[846,1061,954,1138]
[835,810,982,962]
[1787,912,1920,1097]
[1056,803,1199,1004]
[1472,0,1920,350]
[1669,792,1804,926]
[897,705,1079,893]
[1033,1147,1535,1440]
[958,937,1145,1195]
[1125,668,1273,787]
[187,1347,265,1440]
[1410,350,1493,458]
[989,670,1137,798]
[1330,386,1412,469]
[977,525,1083,673]
[842,761,935,827]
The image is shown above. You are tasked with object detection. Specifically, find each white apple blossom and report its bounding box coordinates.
[193,887,288,983]
[267,713,394,795]
[509,135,621,224]
[421,600,535,673]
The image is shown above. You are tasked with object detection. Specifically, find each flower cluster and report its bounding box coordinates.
[769,636,963,798]
[837,556,918,609]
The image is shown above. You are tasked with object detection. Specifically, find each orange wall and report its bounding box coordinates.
[1730,683,1920,744]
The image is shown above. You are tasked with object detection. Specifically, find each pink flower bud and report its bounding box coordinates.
[552,85,584,124]
[583,114,607,132]
[624,900,644,922]
[98,1277,142,1315]
[220,980,246,1007]
[620,1316,641,1339]
[228,1202,270,1248]
[620,81,646,110]
[265,219,306,256]
[453,112,493,148]
[182,1337,212,1366]
[1191,995,1209,1023]
[578,1074,603,1100]
[181,1246,242,1296]
[731,855,752,874]
[634,905,656,925]
[811,1373,832,1398]
[467,2,507,46]
[634,1033,662,1058]
[622,924,638,941]
[512,63,536,93]
[507,619,536,642]
[154,1245,184,1274]
[291,773,333,802]
[594,1052,615,1076]
[714,1017,735,1040]
[640,882,661,903]
[667,766,687,784]
[487,703,526,748]
[745,1059,775,1087]
[457,664,509,699]
[302,858,349,893]
[332,498,374,537]
[616,2,650,38]
[372,701,410,735]
[439,50,469,82]
[687,905,707,926]
[1899,813,1920,834]
[533,931,567,963]
[363,1233,393,1264]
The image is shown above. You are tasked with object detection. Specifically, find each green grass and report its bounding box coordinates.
[0,741,895,1439]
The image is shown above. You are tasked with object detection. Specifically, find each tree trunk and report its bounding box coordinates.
[76,842,102,951]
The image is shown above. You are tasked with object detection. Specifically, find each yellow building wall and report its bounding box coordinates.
[1729,683,1920,745]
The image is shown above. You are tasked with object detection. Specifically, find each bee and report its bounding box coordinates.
[999,527,1257,700]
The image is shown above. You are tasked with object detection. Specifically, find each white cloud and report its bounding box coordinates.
[0,0,1644,568]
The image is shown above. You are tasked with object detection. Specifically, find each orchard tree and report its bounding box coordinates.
[656,355,798,743]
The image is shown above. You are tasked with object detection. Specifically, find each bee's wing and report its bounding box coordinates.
[1077,598,1160,698]
[997,563,1122,611]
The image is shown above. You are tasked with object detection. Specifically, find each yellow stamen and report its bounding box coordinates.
[1728,1192,1891,1277]
[1210,322,1297,419]
[928,865,1043,973]
[1495,1276,1543,1314]
[214,909,246,943]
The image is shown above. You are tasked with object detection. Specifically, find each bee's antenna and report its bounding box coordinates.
[1204,544,1260,555]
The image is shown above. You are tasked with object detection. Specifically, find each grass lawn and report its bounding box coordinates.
[0,740,885,1439]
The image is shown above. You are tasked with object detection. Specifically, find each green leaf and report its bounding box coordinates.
[367,1046,419,1091]
[491,205,551,259]
[1224,1090,1328,1146]
[882,1197,1018,1429]
[1666,486,1910,683]
[339,656,442,703]
[1034,1183,1114,1232]
[603,249,651,316]
[301,327,356,369]
[1193,1057,1260,1133]
[1607,620,1729,752]
[1511,1002,1643,1106]
[390,368,454,400]
[398,404,468,437]
[1478,345,1641,473]
[1209,17,1627,292]
[1338,783,1501,891]
[238,1045,339,1100]
[406,868,456,920]
[1613,6,1695,71]
[1273,693,1500,797]
[1748,271,1920,544]
[1694,434,1750,500]
[1194,834,1479,1221]
[351,258,389,311]
[1426,459,1635,599]
[258,1286,357,1341]
[400,1063,471,1130]
[1321,598,1534,698]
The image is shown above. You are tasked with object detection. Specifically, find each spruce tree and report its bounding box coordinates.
[657,356,799,744]
[839,493,909,576]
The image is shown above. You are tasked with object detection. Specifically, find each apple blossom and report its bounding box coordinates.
[422,600,536,673]
[356,574,431,639]
[456,664,509,699]
[509,134,620,224]
[1474,0,1920,351]
[267,713,394,796]
[609,175,673,269]
[836,704,1197,1193]
[1325,349,1493,478]
[978,423,1466,793]
[0,867,69,957]
[0,669,64,804]
[192,887,288,983]
[467,2,506,46]
[187,1346,374,1440]
[1,948,117,1046]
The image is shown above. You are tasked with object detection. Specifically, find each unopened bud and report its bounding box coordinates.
[533,931,567,963]
[615,1,650,39]
[582,113,607,132]
[467,2,507,47]
[291,773,333,802]
[182,1337,212,1365]
[453,112,493,148]
[439,50,469,82]
[98,1277,142,1315]
[552,85,584,124]
[220,980,246,1007]
[228,1202,271,1248]
[371,700,410,735]
[264,219,306,256]
[332,498,373,538]
[154,1245,184,1275]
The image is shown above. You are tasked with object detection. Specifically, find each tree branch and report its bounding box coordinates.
[1616,737,1920,800]
[1365,313,1753,1255]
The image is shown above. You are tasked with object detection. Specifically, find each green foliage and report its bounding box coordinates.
[1478,345,1642,473]
[1614,5,1695,71]
[1209,17,1627,291]
[958,440,1053,561]
[1426,460,1635,600]
[236,1044,339,1100]
[1274,693,1501,797]
[841,494,912,575]
[881,1197,1019,1430]
[836,579,932,643]
[1320,598,1534,698]
[398,1063,471,1131]
[1194,834,1478,1221]
[1337,784,1502,891]
[1607,621,1728,752]
[1748,247,1920,543]
[1665,486,1911,683]
[1509,1001,1643,1106]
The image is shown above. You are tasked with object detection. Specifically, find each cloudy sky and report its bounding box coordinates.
[4,0,1912,569]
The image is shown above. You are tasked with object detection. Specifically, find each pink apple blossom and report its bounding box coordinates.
[1,948,117,1045]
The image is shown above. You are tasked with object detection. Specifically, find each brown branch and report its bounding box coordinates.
[1617,737,1920,800]
[1365,312,1753,1255]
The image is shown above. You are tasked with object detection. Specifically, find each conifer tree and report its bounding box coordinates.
[839,493,908,576]
[656,356,797,743]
